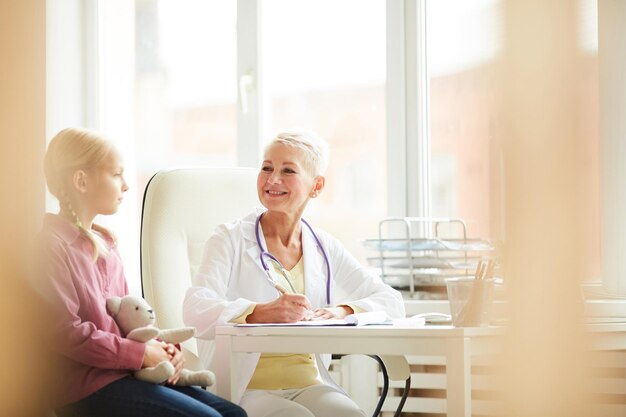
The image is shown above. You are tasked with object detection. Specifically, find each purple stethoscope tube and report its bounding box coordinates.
[255,213,332,306]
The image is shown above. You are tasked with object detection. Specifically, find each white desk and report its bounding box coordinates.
[214,325,503,417]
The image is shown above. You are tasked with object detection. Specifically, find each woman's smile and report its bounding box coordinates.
[265,189,287,197]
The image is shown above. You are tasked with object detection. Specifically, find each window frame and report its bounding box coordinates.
[385,0,430,219]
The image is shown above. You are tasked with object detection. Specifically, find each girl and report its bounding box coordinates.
[40,128,247,417]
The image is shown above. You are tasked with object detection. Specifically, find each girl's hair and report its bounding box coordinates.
[44,127,116,260]
[265,128,330,177]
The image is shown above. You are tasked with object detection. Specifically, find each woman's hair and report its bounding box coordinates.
[44,127,116,260]
[265,128,330,176]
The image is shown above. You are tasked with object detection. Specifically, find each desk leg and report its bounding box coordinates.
[215,334,233,401]
[446,337,471,417]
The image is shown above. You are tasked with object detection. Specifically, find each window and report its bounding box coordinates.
[47,0,602,296]
[135,0,238,179]
[424,0,600,284]
[426,0,503,240]
[262,0,387,261]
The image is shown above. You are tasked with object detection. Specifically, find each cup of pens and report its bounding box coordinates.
[445,260,496,327]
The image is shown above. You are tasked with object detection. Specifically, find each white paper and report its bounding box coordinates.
[344,310,388,325]
[234,311,389,327]
[392,312,452,327]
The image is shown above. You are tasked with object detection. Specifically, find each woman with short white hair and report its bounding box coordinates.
[184,128,405,417]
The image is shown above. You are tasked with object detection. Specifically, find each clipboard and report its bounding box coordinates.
[234,310,389,327]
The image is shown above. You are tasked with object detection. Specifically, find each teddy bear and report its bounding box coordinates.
[106,295,215,387]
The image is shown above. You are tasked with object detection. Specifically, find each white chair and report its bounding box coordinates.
[140,166,259,367]
[140,166,410,416]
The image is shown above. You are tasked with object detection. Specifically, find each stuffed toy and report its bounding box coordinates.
[106,295,215,387]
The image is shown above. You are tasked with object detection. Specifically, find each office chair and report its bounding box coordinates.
[140,166,259,368]
[370,355,411,417]
[140,167,410,416]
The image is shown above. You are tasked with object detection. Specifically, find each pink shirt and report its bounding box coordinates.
[39,214,145,406]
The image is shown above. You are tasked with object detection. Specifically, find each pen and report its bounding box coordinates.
[264,272,289,295]
[264,272,314,317]
[273,282,290,295]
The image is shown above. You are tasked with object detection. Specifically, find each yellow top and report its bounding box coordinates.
[234,258,323,389]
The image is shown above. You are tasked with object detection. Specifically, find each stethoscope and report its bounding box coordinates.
[255,213,332,306]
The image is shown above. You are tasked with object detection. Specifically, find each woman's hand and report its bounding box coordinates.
[310,305,354,320]
[247,293,312,323]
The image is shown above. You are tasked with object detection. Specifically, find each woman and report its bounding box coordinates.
[40,127,247,417]
[184,129,405,417]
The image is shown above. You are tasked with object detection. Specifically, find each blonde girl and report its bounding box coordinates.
[41,128,246,417]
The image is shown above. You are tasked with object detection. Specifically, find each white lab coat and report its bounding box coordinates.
[183,210,405,402]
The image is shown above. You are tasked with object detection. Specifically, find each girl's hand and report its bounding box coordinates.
[247,293,312,323]
[310,305,353,320]
[142,341,170,369]
[165,343,185,385]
